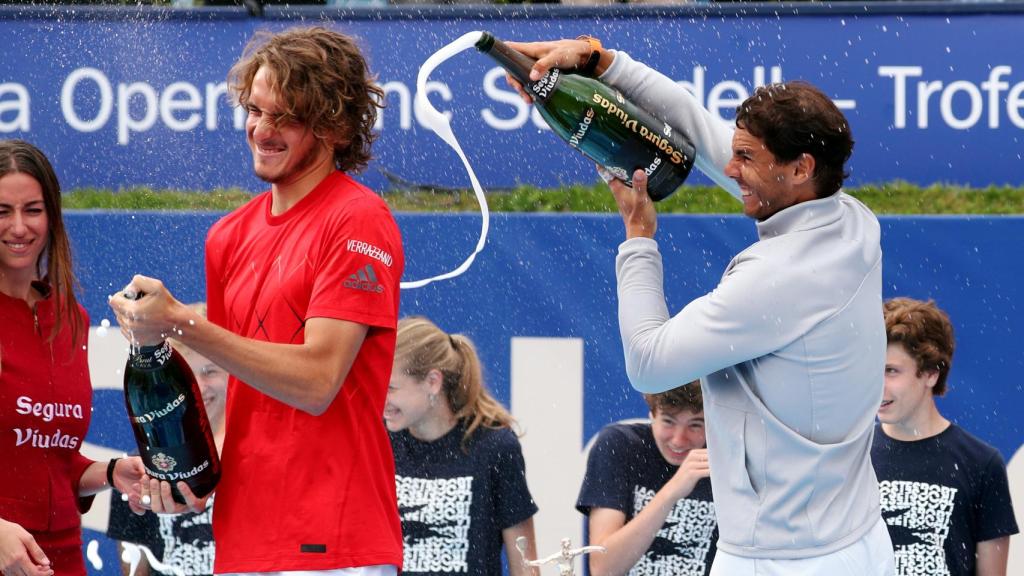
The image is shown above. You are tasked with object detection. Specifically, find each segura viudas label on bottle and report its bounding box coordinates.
[129,341,173,370]
[131,393,186,424]
[588,92,690,166]
[144,450,213,482]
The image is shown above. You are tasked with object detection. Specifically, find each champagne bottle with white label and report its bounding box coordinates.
[476,32,695,201]
[124,339,220,504]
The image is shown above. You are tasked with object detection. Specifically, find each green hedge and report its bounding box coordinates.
[63,182,1024,215]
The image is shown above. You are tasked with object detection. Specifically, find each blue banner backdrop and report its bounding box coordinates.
[68,211,1024,575]
[1,3,1024,194]
[70,211,1024,464]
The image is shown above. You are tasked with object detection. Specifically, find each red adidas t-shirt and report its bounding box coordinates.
[205,171,404,572]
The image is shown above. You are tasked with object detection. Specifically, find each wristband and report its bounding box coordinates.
[106,457,120,489]
[576,35,603,77]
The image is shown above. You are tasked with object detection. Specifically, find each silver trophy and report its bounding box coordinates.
[515,536,606,576]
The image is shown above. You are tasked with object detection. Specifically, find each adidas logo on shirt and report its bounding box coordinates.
[343,264,384,293]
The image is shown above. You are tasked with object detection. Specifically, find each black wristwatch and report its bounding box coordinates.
[106,457,120,489]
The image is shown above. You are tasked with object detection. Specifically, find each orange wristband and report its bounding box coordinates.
[576,35,603,77]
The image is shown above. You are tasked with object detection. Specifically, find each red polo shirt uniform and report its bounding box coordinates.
[1,284,94,575]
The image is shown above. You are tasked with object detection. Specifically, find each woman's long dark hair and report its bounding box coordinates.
[0,139,84,346]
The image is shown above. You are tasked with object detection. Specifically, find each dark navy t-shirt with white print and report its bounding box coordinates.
[390,423,538,575]
[577,422,717,576]
[871,423,1019,576]
[108,490,215,576]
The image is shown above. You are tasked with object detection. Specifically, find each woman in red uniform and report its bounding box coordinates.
[0,139,145,576]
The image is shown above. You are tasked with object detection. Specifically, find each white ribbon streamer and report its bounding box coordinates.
[401,30,490,289]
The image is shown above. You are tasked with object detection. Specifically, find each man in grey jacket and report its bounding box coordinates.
[507,38,895,575]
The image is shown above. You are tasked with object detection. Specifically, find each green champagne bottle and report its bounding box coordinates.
[123,312,220,504]
[476,32,695,201]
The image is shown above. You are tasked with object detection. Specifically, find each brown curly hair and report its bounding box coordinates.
[643,380,703,417]
[884,297,955,396]
[736,81,854,199]
[228,26,385,173]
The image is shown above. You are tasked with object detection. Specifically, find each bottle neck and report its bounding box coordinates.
[476,33,537,87]
[129,340,172,370]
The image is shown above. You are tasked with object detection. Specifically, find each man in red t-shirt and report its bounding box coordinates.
[109,27,403,576]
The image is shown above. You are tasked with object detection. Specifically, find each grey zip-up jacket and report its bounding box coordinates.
[606,51,886,559]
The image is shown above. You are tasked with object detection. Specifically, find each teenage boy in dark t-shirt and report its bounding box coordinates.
[873,297,1018,576]
[576,381,717,576]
